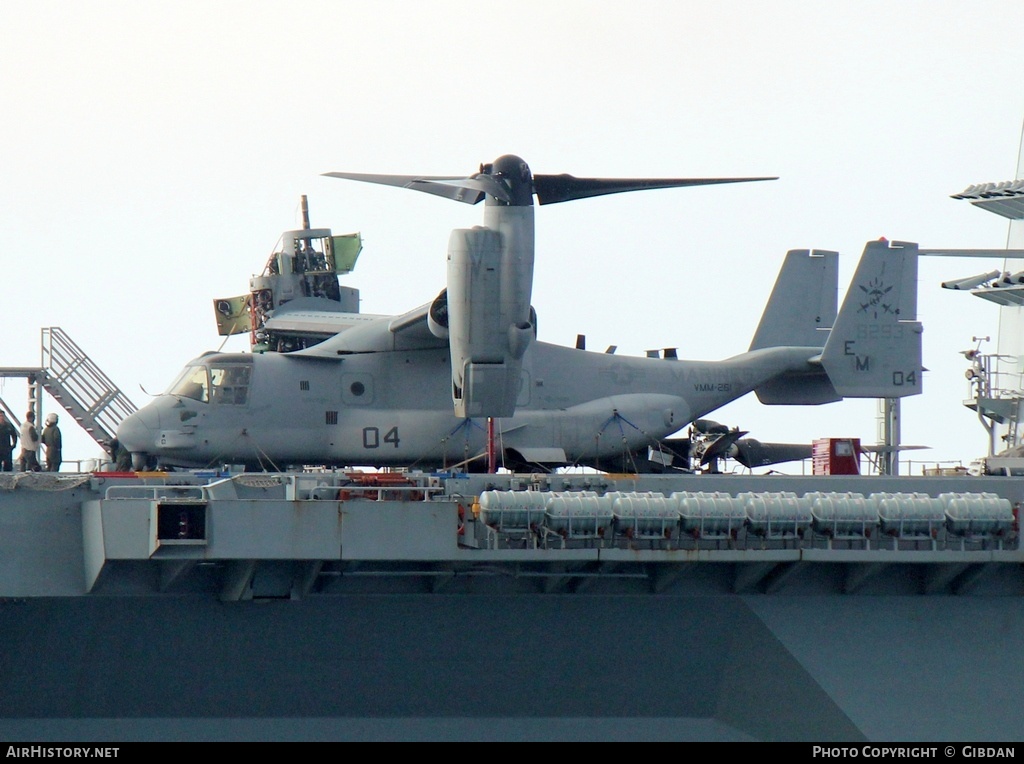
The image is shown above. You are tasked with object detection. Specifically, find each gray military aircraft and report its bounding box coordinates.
[115,155,924,472]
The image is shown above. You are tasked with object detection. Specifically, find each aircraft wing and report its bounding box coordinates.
[290,300,448,358]
[264,309,389,338]
[386,303,434,338]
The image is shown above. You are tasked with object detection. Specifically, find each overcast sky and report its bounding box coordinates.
[2,1,1024,470]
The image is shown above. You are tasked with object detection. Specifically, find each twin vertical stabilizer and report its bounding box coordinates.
[753,239,923,404]
[820,239,923,398]
[750,249,838,351]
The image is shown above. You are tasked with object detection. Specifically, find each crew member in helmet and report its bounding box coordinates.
[40,413,62,472]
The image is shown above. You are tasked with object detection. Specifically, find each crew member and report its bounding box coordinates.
[40,413,62,472]
[107,437,133,472]
[18,411,40,472]
[0,412,17,471]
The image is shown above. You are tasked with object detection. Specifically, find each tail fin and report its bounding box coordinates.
[820,239,923,398]
[749,249,838,350]
[751,249,840,405]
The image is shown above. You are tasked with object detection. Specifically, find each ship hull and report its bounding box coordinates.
[2,593,1022,741]
[2,471,1023,741]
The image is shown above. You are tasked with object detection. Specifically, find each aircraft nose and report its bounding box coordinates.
[117,406,160,454]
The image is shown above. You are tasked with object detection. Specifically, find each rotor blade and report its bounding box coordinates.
[429,175,512,203]
[322,172,508,205]
[532,174,778,205]
[732,440,813,468]
[859,444,930,453]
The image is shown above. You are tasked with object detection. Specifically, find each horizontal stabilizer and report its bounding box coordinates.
[756,370,839,405]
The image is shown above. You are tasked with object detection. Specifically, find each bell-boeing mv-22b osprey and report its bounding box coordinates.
[116,155,924,472]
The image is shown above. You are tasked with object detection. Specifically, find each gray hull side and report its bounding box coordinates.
[3,472,1023,741]
[1,593,1020,741]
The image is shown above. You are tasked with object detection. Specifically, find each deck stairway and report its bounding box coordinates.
[38,327,137,445]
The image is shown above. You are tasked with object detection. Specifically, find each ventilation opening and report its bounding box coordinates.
[156,502,207,544]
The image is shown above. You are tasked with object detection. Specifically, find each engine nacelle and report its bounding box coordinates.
[427,289,449,339]
[447,226,533,417]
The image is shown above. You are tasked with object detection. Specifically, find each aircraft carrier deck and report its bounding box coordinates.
[1,467,1022,741]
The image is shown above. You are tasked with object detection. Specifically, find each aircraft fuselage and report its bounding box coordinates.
[116,340,819,470]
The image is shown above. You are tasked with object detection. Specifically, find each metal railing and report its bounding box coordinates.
[40,327,137,444]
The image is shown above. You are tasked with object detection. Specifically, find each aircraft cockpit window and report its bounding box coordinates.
[168,366,209,403]
[210,365,251,405]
